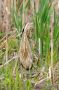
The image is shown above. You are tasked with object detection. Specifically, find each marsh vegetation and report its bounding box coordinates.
[0,0,59,90]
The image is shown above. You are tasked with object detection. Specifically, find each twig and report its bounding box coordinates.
[35,76,50,86]
[33,54,38,60]
[13,53,18,75]
[0,30,16,43]
[0,31,22,49]
[0,55,19,69]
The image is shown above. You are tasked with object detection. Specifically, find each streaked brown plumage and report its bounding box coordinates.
[19,23,33,69]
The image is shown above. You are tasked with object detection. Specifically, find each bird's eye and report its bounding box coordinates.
[22,28,24,33]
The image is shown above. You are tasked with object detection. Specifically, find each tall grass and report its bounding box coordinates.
[33,0,59,66]
[0,0,59,89]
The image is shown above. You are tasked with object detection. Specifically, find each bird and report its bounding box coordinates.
[19,23,33,70]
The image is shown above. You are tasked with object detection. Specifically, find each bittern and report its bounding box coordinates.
[19,23,33,70]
